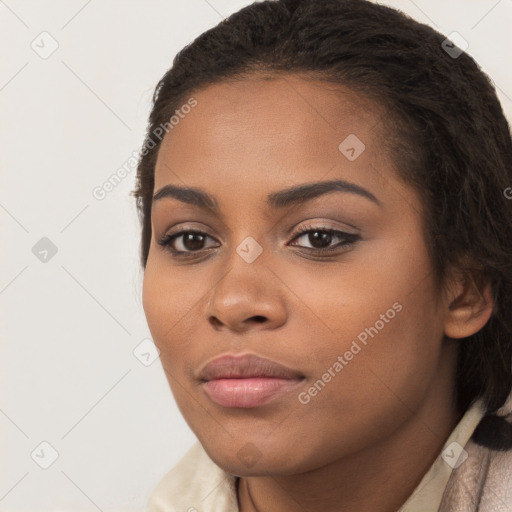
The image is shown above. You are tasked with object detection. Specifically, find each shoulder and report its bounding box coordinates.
[439,412,512,512]
[146,441,239,512]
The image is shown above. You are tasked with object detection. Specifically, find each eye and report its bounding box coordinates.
[157,229,219,257]
[288,224,360,253]
[157,224,360,259]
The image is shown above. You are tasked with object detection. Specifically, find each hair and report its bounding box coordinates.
[132,0,512,448]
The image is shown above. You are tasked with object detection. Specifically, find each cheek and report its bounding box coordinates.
[283,297,444,468]
[285,234,443,411]
[141,257,193,356]
[142,262,167,341]
[141,252,224,396]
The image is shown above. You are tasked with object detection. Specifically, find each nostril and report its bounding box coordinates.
[209,317,223,329]
[251,315,267,323]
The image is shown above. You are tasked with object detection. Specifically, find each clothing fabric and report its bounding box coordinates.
[146,398,512,511]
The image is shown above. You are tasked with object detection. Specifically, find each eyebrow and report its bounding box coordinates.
[152,179,381,213]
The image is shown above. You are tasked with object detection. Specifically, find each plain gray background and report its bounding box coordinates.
[1,0,511,510]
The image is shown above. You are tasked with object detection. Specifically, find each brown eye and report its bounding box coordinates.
[289,225,360,253]
[158,230,219,256]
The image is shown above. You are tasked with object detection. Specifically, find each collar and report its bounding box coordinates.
[146,398,487,512]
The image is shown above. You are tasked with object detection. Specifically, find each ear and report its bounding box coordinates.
[443,268,494,339]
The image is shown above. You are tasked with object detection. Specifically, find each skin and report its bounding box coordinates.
[142,74,493,512]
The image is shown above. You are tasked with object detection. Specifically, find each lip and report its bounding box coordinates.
[198,354,304,408]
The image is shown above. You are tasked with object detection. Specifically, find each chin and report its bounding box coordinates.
[199,436,313,477]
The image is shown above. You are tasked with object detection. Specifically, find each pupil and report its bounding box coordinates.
[181,231,334,251]
[310,231,331,248]
[184,233,204,251]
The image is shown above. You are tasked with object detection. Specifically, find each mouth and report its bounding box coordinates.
[198,353,305,408]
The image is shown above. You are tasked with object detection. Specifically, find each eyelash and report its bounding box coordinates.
[157,223,359,259]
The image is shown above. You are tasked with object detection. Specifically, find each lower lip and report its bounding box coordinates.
[203,377,302,408]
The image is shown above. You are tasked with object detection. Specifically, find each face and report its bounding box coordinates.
[142,74,456,476]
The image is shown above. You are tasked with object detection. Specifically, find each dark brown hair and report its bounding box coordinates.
[132,0,512,447]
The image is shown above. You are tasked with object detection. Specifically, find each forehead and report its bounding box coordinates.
[154,74,394,204]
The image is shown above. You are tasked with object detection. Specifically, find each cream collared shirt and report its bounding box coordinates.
[147,399,486,512]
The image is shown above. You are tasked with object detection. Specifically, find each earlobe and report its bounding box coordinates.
[443,271,494,340]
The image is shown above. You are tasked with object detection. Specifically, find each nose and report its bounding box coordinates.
[206,262,287,333]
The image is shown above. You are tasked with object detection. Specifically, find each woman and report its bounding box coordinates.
[132,0,512,510]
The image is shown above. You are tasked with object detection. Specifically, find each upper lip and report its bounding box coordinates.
[198,353,304,381]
